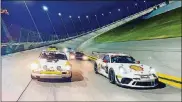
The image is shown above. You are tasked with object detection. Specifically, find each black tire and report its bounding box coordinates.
[31,74,37,80]
[109,69,115,84]
[94,63,98,74]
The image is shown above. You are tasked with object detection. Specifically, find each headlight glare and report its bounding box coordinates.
[31,63,39,70]
[83,56,88,60]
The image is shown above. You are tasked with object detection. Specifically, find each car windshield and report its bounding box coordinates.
[111,56,135,63]
[76,52,83,55]
[40,53,67,60]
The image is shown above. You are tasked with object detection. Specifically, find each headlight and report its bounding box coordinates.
[66,66,71,71]
[150,68,156,74]
[31,63,39,70]
[83,56,88,60]
[57,66,62,71]
[43,65,48,70]
[63,48,68,52]
[70,55,75,59]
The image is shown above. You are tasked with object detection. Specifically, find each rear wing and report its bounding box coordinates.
[91,51,111,59]
[92,51,123,55]
[92,51,130,57]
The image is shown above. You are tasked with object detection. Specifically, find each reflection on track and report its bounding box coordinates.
[17,60,181,101]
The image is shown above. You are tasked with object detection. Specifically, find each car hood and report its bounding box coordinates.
[108,63,152,74]
[38,59,68,69]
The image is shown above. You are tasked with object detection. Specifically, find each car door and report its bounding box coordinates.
[100,55,110,75]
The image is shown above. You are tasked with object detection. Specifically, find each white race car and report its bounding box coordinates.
[30,48,72,81]
[93,51,159,88]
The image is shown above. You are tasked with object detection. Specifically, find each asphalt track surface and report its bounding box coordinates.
[2,35,181,101]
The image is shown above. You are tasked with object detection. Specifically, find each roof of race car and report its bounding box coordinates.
[107,53,129,56]
[42,49,65,55]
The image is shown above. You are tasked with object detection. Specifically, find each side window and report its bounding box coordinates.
[103,55,110,62]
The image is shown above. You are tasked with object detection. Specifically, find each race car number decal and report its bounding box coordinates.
[129,65,143,71]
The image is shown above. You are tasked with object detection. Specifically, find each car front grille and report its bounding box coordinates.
[121,78,133,84]
[133,80,157,86]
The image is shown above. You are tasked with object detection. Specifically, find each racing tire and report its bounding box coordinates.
[31,74,37,80]
[94,63,98,74]
[109,69,116,84]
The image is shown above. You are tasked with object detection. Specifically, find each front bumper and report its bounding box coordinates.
[31,71,71,79]
[116,76,158,88]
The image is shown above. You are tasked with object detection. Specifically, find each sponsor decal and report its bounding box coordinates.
[129,65,143,71]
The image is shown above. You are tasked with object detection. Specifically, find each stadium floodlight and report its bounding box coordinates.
[42,5,48,11]
[58,12,61,16]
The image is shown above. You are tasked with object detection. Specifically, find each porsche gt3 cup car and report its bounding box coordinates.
[30,49,72,81]
[93,51,159,88]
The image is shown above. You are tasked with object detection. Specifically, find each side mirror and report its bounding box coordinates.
[103,60,108,63]
[136,61,140,64]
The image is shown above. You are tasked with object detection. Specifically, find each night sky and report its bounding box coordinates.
[1,0,165,42]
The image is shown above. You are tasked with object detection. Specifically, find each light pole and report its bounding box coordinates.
[86,15,90,23]
[58,13,69,38]
[24,1,43,42]
[127,6,130,15]
[69,15,78,36]
[42,5,59,40]
[109,12,114,34]
[86,15,92,30]
[135,3,139,11]
[144,0,147,9]
[78,16,85,33]
[95,15,100,28]
[109,12,114,23]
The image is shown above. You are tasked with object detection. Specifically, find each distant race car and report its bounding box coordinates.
[63,47,76,60]
[74,51,88,60]
[93,51,159,88]
[30,48,72,81]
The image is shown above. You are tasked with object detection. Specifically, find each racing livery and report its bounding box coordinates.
[93,51,159,88]
[30,47,72,81]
